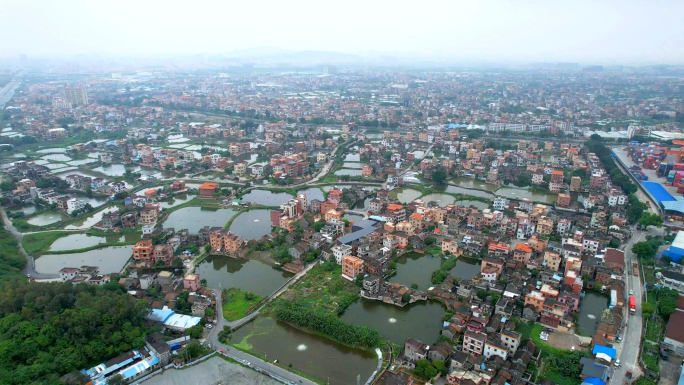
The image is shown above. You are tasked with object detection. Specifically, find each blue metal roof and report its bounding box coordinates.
[592,344,616,359]
[662,196,684,214]
[642,181,675,204]
[583,378,606,385]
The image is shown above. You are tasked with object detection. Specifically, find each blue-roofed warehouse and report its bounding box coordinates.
[642,181,676,206]
[662,230,684,263]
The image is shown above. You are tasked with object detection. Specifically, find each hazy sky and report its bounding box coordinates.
[2,0,684,64]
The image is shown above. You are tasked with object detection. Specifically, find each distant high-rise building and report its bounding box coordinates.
[19,54,27,67]
[324,65,337,75]
[64,87,89,106]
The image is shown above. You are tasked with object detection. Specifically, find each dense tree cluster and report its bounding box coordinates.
[586,140,649,223]
[0,225,25,283]
[431,257,457,284]
[274,301,381,349]
[0,281,150,384]
[544,351,588,379]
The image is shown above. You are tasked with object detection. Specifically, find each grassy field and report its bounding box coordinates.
[21,231,70,256]
[222,288,263,321]
[273,261,360,315]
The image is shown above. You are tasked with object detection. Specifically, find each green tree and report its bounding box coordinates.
[632,242,656,260]
[639,213,663,228]
[415,359,439,379]
[314,221,326,231]
[401,294,411,303]
[642,302,655,319]
[185,341,203,359]
[108,374,124,385]
[424,237,436,246]
[431,169,448,184]
[609,239,620,248]
[187,324,204,339]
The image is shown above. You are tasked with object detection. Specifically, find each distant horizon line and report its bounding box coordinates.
[1,48,683,67]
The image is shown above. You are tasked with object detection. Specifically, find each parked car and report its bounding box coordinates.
[629,289,634,295]
[615,359,621,368]
[544,327,554,333]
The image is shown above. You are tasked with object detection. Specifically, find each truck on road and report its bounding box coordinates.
[633,262,639,276]
[629,295,636,315]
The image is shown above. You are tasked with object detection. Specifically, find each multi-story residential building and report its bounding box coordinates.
[153,244,174,264]
[140,204,159,224]
[66,198,84,214]
[209,229,243,252]
[570,176,582,191]
[525,290,545,313]
[234,162,247,176]
[583,238,601,255]
[404,338,427,362]
[132,239,153,265]
[540,299,568,329]
[557,193,571,208]
[550,170,564,183]
[332,244,353,265]
[557,219,572,235]
[532,173,545,185]
[463,330,486,356]
[513,243,533,264]
[341,256,364,281]
[544,250,561,271]
[501,329,521,355]
[386,204,406,222]
[64,87,89,105]
[608,188,627,206]
[483,337,509,360]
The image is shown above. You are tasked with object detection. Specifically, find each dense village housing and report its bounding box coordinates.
[0,62,683,385]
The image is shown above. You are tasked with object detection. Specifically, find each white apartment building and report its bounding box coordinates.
[493,197,509,211]
[66,198,84,214]
[332,244,352,265]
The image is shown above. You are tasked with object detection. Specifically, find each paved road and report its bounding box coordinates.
[611,229,645,384]
[0,209,59,279]
[612,226,665,384]
[205,262,319,385]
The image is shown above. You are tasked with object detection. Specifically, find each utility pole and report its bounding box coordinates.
[357,374,361,385]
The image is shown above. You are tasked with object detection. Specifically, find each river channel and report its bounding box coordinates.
[230,317,377,385]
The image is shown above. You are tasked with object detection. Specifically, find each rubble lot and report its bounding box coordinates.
[546,330,584,351]
[658,355,683,385]
[142,356,281,385]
